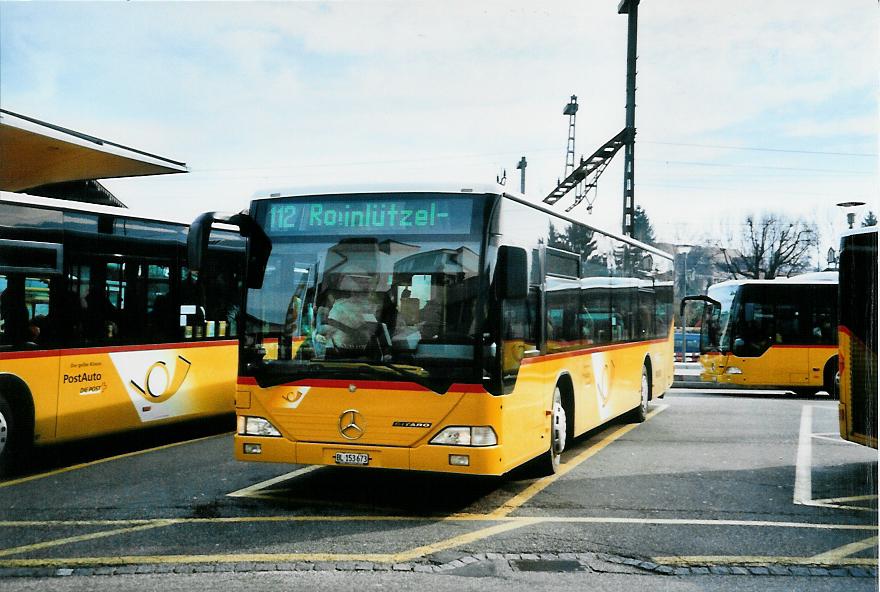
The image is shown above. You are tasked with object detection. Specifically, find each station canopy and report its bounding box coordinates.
[0,109,187,206]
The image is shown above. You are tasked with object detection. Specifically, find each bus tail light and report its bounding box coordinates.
[238,416,282,437]
[430,426,497,447]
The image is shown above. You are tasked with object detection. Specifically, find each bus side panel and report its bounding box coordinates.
[723,346,810,387]
[0,353,60,444]
[54,342,236,442]
[807,346,837,387]
[839,328,879,448]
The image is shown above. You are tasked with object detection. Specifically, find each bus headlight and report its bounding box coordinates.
[725,367,743,375]
[430,426,497,447]
[238,416,282,437]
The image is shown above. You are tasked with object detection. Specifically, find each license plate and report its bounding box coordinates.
[334,452,369,466]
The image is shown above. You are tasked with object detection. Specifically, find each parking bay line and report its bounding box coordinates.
[0,520,176,558]
[793,405,877,512]
[0,433,231,489]
[0,516,874,568]
[482,404,669,520]
[226,465,322,498]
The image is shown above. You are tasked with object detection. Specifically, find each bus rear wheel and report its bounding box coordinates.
[538,387,567,475]
[823,357,839,400]
[625,365,650,423]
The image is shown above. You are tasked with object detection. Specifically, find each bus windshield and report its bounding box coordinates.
[244,194,486,391]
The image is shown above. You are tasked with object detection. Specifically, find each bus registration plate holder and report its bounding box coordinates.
[334,452,369,466]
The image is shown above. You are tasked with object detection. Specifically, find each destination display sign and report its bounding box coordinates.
[262,195,475,236]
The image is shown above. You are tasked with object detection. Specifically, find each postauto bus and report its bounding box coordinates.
[188,184,674,475]
[683,272,838,395]
[837,227,877,448]
[0,192,243,473]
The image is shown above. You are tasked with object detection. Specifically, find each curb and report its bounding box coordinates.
[1,553,876,579]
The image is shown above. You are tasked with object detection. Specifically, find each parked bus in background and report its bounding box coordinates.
[188,184,674,476]
[837,227,877,448]
[0,192,243,474]
[682,272,838,395]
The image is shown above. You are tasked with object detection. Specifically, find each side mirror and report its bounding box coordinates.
[680,295,722,354]
[187,211,271,289]
[496,246,528,299]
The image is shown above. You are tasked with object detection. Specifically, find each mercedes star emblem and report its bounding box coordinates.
[338,409,365,440]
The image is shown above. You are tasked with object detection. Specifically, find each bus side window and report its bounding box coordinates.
[0,274,53,349]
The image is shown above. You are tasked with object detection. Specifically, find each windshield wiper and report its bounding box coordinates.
[371,361,430,383]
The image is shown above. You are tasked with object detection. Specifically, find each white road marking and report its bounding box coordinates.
[226,465,322,498]
[793,404,813,505]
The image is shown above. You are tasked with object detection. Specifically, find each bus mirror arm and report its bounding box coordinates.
[679,295,721,317]
[188,211,272,290]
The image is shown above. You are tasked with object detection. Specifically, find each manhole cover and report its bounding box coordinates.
[511,560,586,573]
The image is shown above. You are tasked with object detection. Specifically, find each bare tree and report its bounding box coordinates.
[718,213,818,279]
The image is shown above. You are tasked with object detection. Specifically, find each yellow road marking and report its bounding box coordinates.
[390,518,543,563]
[810,536,879,562]
[653,555,878,567]
[0,520,175,558]
[0,515,874,568]
[226,465,321,498]
[0,515,874,529]
[485,404,668,519]
[0,432,231,489]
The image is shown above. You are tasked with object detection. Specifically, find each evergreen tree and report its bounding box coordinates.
[632,206,656,245]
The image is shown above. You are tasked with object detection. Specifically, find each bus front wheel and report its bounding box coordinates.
[0,394,16,475]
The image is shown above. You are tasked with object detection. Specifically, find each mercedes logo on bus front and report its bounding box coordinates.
[339,409,365,440]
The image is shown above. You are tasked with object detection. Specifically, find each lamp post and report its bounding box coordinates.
[677,244,694,362]
[837,201,866,229]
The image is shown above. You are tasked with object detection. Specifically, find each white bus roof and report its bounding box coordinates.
[250,182,673,261]
[709,271,839,290]
[841,226,879,239]
[0,109,188,192]
[0,190,188,226]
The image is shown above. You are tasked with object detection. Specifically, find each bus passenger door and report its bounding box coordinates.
[0,270,61,445]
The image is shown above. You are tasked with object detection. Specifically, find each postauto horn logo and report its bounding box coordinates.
[129,355,192,403]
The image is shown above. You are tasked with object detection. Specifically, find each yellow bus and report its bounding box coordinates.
[188,184,674,475]
[0,192,244,473]
[683,272,838,395]
[837,227,877,448]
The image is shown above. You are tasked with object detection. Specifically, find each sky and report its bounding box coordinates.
[1,1,877,261]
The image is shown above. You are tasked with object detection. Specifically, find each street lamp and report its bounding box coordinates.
[677,244,694,363]
[837,201,866,229]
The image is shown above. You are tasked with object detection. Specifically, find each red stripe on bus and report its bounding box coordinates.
[521,337,670,365]
[0,340,238,361]
[236,376,486,393]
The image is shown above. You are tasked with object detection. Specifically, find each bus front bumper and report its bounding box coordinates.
[234,434,506,476]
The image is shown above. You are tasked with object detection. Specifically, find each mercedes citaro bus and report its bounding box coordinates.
[0,192,243,473]
[682,272,838,395]
[188,184,675,475]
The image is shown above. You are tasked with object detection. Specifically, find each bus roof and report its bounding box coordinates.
[0,190,189,226]
[841,226,879,239]
[709,270,839,290]
[250,182,673,261]
[0,109,188,192]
